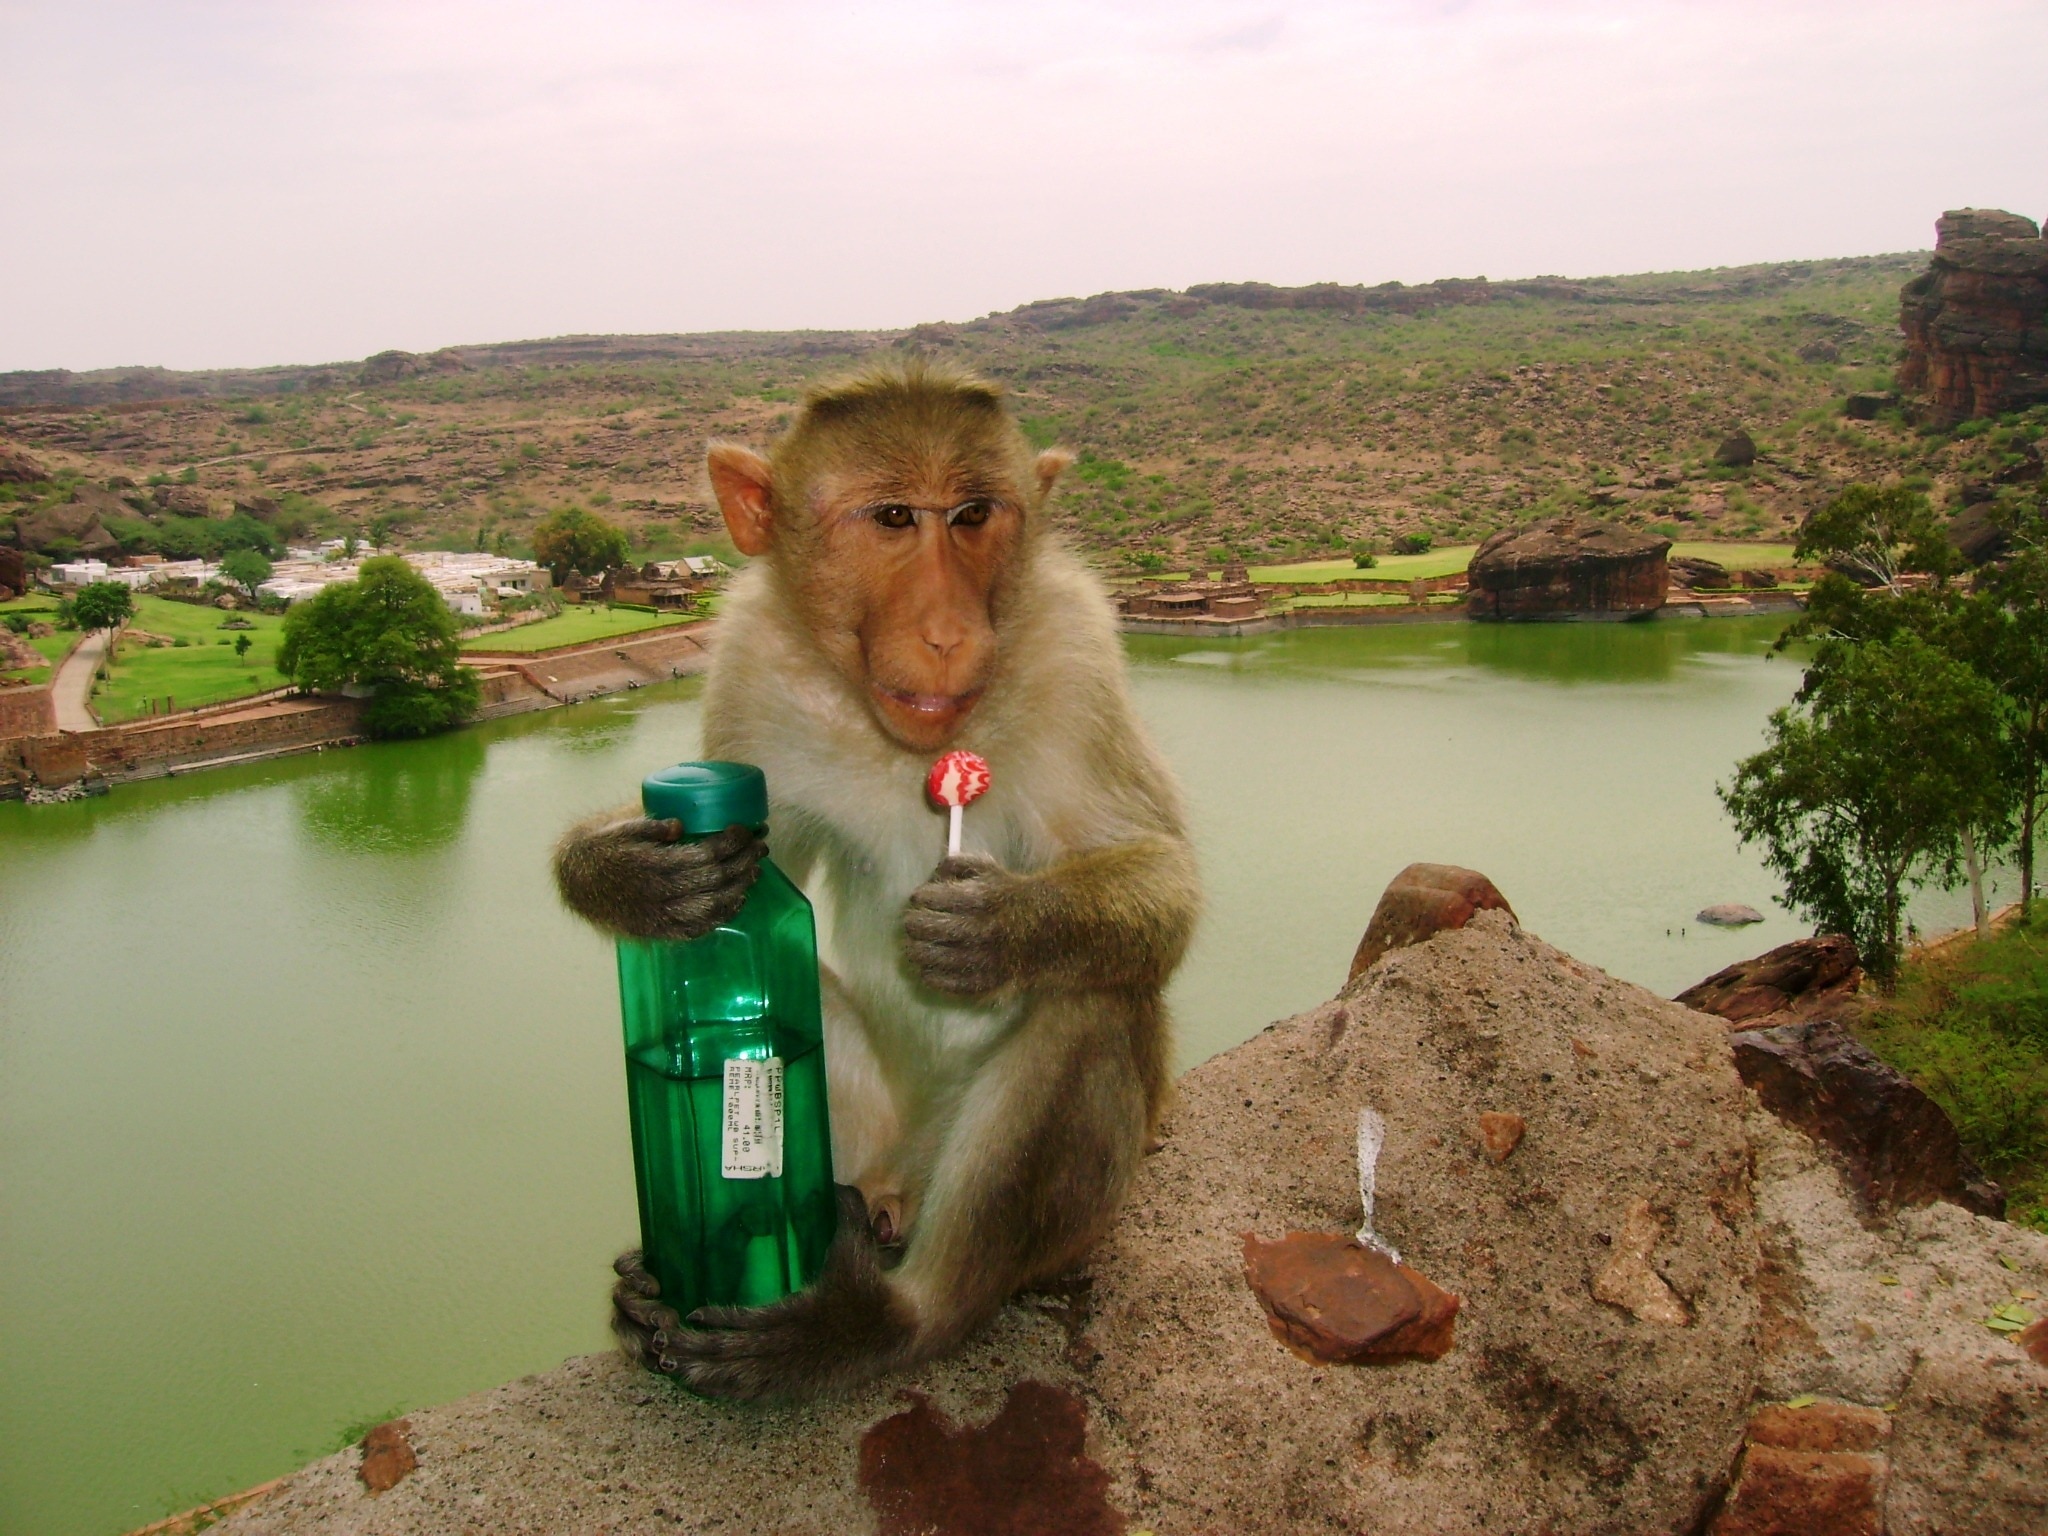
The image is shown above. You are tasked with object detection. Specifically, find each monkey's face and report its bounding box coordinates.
[803,467,1022,752]
[706,398,1062,757]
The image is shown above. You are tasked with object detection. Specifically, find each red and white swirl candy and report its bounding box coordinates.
[926,750,991,856]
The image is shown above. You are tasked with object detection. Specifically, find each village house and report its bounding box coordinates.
[1119,560,1265,621]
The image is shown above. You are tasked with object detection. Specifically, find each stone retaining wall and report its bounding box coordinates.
[3,696,365,789]
[0,683,57,740]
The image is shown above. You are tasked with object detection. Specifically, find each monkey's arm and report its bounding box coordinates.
[552,808,763,940]
[902,835,1198,997]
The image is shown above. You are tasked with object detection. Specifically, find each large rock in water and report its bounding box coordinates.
[1467,515,1671,620]
[203,909,2048,1536]
[1898,208,2048,427]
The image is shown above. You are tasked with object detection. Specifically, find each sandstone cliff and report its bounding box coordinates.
[1898,208,2048,427]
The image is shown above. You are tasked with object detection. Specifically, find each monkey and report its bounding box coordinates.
[554,358,1200,1401]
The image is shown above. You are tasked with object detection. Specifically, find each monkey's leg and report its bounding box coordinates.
[660,991,1151,1401]
[820,967,915,1245]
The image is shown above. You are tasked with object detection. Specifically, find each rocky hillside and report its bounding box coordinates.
[0,249,2021,572]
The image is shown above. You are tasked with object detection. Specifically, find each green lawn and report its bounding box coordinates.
[1668,541,1800,567]
[460,604,694,653]
[95,595,289,723]
[1250,545,1480,583]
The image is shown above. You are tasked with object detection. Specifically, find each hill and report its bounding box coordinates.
[0,253,1964,571]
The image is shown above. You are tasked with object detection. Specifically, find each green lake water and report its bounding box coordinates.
[0,615,2004,1536]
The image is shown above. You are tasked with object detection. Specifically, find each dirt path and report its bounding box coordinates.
[50,629,105,732]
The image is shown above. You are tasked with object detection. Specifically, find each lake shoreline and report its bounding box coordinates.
[7,594,1801,799]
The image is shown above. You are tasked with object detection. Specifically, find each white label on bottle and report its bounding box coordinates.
[722,1057,784,1179]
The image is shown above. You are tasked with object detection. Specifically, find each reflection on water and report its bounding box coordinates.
[0,616,2010,1536]
[295,730,488,853]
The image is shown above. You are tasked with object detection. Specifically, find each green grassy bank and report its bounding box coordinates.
[458,604,693,653]
[1863,912,2048,1232]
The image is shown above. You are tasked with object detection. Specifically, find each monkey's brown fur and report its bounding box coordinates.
[555,358,1199,1401]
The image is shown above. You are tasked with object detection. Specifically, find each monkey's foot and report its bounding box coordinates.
[611,1249,686,1373]
[659,1186,915,1401]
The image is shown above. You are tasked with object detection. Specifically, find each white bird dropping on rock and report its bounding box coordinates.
[1355,1107,1400,1263]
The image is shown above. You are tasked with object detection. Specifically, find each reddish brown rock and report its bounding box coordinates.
[0,548,24,596]
[1710,1444,1886,1536]
[357,1419,417,1494]
[152,483,215,517]
[12,501,120,558]
[1466,515,1670,620]
[1241,1232,1459,1364]
[1347,862,1515,981]
[2020,1317,2048,1367]
[1476,1111,1525,1163]
[1729,1020,2005,1218]
[1899,208,2048,427]
[0,442,49,484]
[858,1381,1124,1536]
[1744,1399,1891,1454]
[1676,934,1861,1028]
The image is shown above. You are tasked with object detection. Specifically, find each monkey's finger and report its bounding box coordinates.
[615,1289,681,1333]
[613,1249,661,1295]
[906,878,995,917]
[930,852,1002,883]
[902,906,981,944]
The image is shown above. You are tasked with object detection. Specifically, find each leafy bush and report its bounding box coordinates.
[1351,543,1379,569]
[1864,916,2048,1229]
[1393,532,1433,555]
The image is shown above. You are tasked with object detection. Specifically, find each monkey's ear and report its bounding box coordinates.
[1033,447,1074,500]
[707,443,775,556]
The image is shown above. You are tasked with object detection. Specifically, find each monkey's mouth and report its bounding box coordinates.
[871,683,983,745]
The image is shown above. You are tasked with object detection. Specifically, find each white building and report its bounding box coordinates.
[258,549,550,615]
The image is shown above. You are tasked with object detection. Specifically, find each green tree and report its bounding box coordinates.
[233,633,253,662]
[219,548,273,598]
[1955,499,2048,916]
[277,556,480,739]
[1795,482,1958,593]
[1722,634,2006,985]
[71,580,134,642]
[531,505,628,581]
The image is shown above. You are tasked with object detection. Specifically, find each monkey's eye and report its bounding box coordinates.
[947,500,992,528]
[871,505,916,530]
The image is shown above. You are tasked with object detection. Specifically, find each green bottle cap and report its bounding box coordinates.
[640,760,769,832]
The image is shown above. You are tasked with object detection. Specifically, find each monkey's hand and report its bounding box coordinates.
[553,814,763,941]
[901,853,1033,998]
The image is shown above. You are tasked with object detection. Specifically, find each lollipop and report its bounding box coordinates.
[926,750,992,856]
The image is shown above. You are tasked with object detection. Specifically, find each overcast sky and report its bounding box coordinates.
[4,0,2042,373]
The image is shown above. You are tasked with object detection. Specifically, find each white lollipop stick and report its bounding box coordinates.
[947,804,964,856]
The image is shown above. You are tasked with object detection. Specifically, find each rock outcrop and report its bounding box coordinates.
[9,501,120,557]
[1467,515,1671,620]
[1677,934,1862,1027]
[203,903,2048,1536]
[0,441,50,483]
[1730,1020,2005,1219]
[1898,208,2048,427]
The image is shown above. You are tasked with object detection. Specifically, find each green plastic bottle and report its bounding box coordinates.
[614,761,837,1320]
